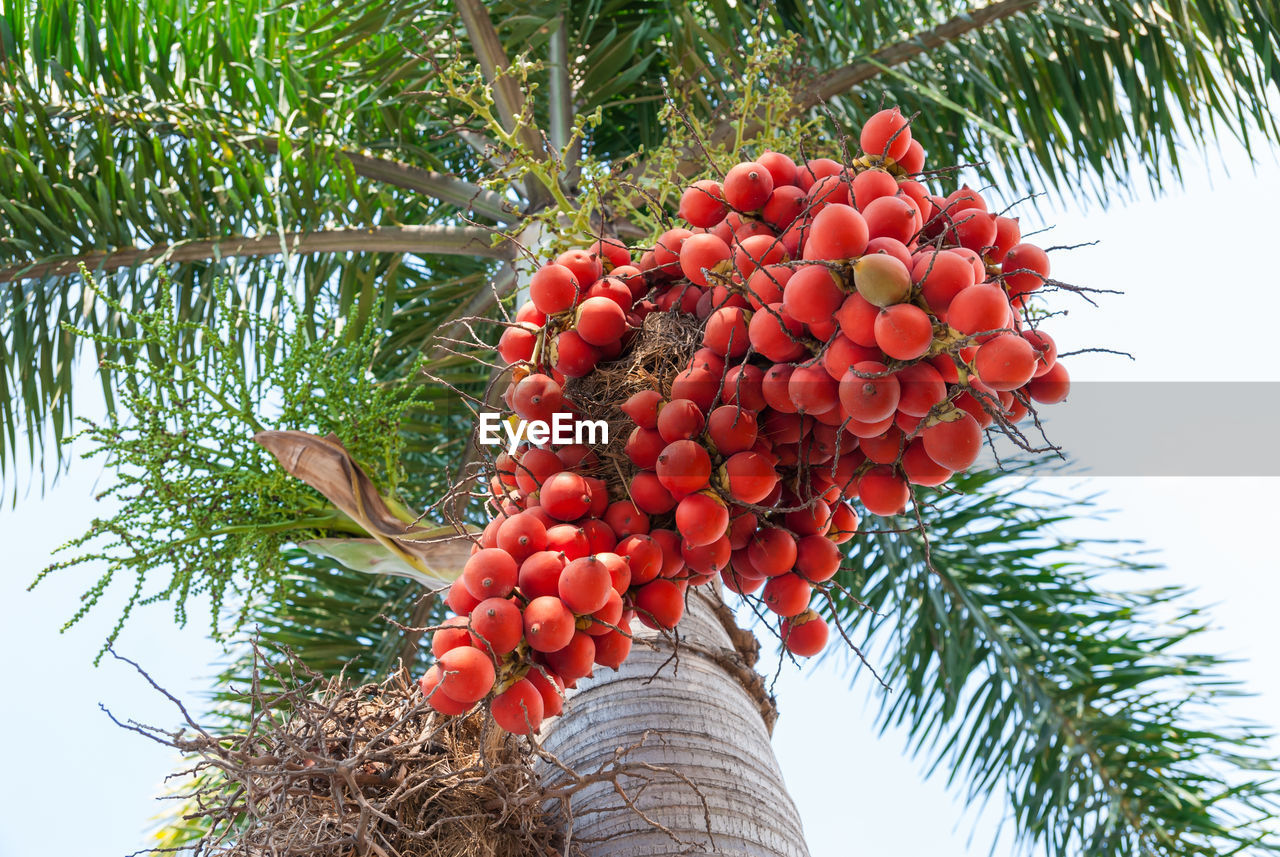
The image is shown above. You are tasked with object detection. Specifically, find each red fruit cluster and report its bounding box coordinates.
[424,107,1072,731]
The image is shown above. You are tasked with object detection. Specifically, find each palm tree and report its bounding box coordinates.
[4,1,1280,855]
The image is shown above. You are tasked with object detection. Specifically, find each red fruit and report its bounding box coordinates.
[745,265,790,307]
[593,626,633,669]
[1028,361,1070,404]
[789,364,840,415]
[761,363,797,414]
[857,466,911,516]
[518,551,565,600]
[991,216,1022,262]
[545,630,597,682]
[575,296,628,346]
[593,237,630,270]
[1022,329,1058,377]
[732,234,788,280]
[783,265,846,326]
[860,107,912,161]
[803,204,869,261]
[559,556,613,614]
[552,329,600,378]
[555,249,603,288]
[679,232,732,287]
[902,438,952,486]
[653,228,692,271]
[864,236,913,270]
[781,610,830,657]
[898,139,926,174]
[604,500,650,537]
[763,573,812,616]
[945,185,988,215]
[587,277,633,311]
[587,588,625,636]
[622,390,663,427]
[795,534,841,582]
[757,150,799,187]
[617,533,663,585]
[895,362,948,417]
[852,169,899,211]
[682,534,732,575]
[874,304,933,361]
[679,179,729,227]
[703,306,752,357]
[657,398,706,443]
[797,157,844,191]
[462,548,518,600]
[436,646,496,703]
[542,631,596,685]
[823,335,880,381]
[806,173,852,209]
[649,529,686,579]
[539,471,593,521]
[862,195,918,245]
[722,567,765,594]
[1002,243,1050,297]
[706,405,758,455]
[947,284,1011,338]
[974,334,1037,391]
[633,579,685,629]
[525,668,564,717]
[670,365,721,413]
[631,470,677,515]
[496,512,548,563]
[545,523,590,560]
[420,666,474,715]
[914,251,976,316]
[469,597,523,655]
[675,492,729,547]
[523,595,576,652]
[511,374,563,424]
[723,161,775,211]
[595,551,631,594]
[625,426,666,469]
[835,292,880,348]
[561,444,600,470]
[431,616,472,658]
[762,185,806,230]
[922,412,982,471]
[828,502,860,543]
[498,324,537,365]
[860,425,904,464]
[748,303,807,362]
[656,439,712,498]
[530,263,580,315]
[747,527,797,577]
[491,678,544,734]
[839,361,900,422]
[944,209,996,254]
[723,450,779,504]
[723,364,767,411]
[446,578,482,615]
[514,448,561,495]
[786,498,832,537]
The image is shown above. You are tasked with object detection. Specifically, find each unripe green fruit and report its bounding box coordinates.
[853,253,912,307]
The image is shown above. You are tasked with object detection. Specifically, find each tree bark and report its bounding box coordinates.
[538,588,810,857]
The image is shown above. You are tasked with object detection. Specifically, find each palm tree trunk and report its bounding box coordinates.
[538,587,810,857]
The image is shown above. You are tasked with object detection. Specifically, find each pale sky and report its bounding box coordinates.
[2,134,1278,857]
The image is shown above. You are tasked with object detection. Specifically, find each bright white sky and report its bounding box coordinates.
[1,134,1278,857]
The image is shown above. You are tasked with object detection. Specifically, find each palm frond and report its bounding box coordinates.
[822,468,1280,855]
